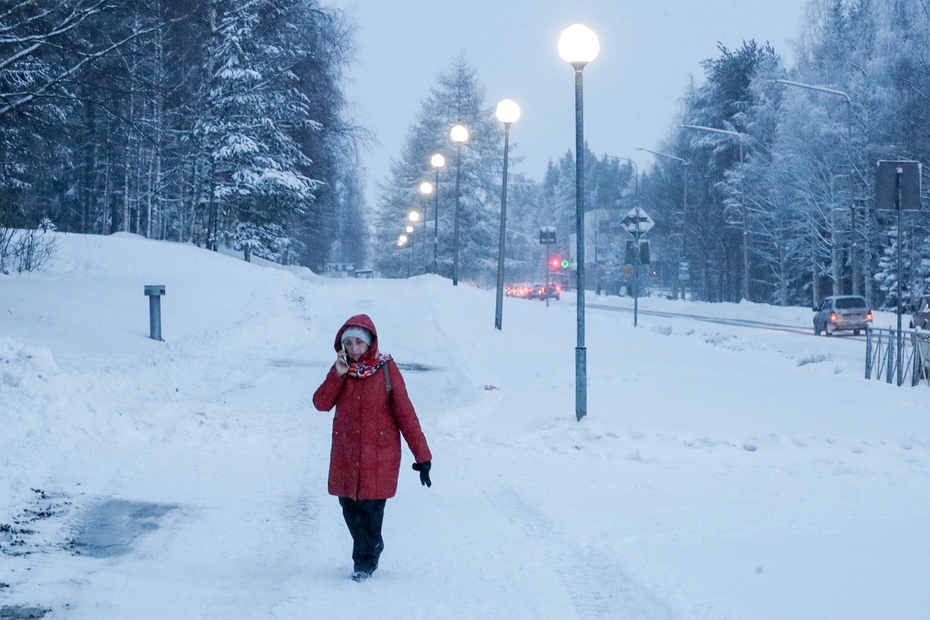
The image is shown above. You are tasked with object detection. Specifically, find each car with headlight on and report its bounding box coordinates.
[528,283,560,301]
[812,295,872,336]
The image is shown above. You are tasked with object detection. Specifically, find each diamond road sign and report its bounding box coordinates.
[620,207,654,235]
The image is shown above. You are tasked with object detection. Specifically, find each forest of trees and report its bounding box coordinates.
[9,0,930,313]
[644,0,930,309]
[373,57,637,287]
[376,0,930,312]
[0,0,366,268]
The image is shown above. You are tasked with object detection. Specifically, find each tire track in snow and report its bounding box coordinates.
[491,486,679,620]
[403,278,480,414]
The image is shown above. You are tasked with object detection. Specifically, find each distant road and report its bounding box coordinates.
[586,302,825,337]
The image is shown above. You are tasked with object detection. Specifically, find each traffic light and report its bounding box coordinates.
[550,255,561,270]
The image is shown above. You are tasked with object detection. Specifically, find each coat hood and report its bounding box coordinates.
[333,314,380,360]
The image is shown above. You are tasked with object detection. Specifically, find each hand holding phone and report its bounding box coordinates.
[336,346,349,375]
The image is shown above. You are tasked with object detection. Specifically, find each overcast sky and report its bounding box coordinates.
[328,0,810,204]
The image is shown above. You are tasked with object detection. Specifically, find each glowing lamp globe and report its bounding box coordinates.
[450,124,469,143]
[558,24,599,68]
[431,154,446,168]
[408,211,421,222]
[419,182,433,195]
[495,99,521,125]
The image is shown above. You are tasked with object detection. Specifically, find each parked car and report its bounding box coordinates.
[812,295,872,336]
[910,294,930,329]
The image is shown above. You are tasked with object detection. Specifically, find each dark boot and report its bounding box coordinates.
[339,497,386,578]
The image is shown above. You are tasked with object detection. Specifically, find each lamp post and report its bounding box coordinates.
[636,148,690,298]
[450,124,469,286]
[681,123,749,301]
[428,154,445,274]
[494,99,520,331]
[408,209,421,272]
[405,221,415,278]
[559,23,599,422]
[397,234,407,274]
[773,79,857,297]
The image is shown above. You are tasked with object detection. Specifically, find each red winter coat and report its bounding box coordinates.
[312,314,432,500]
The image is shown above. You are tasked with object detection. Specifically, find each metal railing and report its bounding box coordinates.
[865,327,930,386]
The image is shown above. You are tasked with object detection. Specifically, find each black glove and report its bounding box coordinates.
[412,461,431,487]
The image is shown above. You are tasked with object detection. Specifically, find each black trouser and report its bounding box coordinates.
[338,497,386,574]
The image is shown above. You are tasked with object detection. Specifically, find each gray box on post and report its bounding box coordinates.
[144,285,166,341]
[875,160,922,211]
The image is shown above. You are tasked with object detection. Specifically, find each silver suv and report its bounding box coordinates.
[813,295,872,336]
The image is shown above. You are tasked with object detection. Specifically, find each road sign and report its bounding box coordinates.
[620,207,654,235]
[679,260,690,281]
[625,240,650,265]
[875,160,922,211]
[539,226,557,244]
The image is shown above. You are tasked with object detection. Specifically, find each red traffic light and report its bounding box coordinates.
[550,256,561,270]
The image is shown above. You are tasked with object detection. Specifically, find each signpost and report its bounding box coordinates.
[875,160,922,386]
[540,227,556,308]
[620,207,654,326]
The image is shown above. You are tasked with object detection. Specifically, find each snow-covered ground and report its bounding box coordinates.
[1,232,928,619]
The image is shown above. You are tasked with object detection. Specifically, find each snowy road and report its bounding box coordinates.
[2,234,929,619]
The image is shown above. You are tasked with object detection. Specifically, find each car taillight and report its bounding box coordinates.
[830,312,838,322]
[866,310,873,321]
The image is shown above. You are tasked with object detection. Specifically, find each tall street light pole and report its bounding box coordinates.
[405,223,415,278]
[429,154,445,274]
[408,210,421,275]
[636,148,690,298]
[773,79,857,297]
[559,23,599,422]
[418,180,434,271]
[397,234,407,276]
[681,123,749,301]
[450,125,468,286]
[494,99,520,331]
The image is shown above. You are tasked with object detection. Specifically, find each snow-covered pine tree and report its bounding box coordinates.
[373,56,502,282]
[194,0,321,262]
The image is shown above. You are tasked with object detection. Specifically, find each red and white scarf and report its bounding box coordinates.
[346,354,392,379]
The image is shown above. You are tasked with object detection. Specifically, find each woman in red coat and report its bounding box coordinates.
[312,314,432,582]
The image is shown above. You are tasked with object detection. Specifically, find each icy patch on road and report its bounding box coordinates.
[70,499,178,558]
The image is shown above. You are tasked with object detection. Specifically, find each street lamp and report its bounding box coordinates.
[405,222,415,278]
[429,154,445,274]
[559,23,599,422]
[636,147,690,299]
[773,79,858,297]
[680,123,749,301]
[450,125,469,286]
[409,208,422,269]
[494,98,520,331]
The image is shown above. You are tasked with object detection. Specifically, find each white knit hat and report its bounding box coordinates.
[341,326,372,346]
